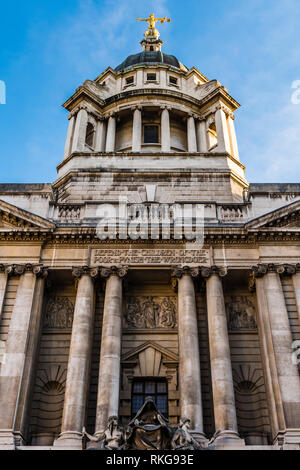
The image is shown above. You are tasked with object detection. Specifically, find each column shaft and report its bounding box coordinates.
[215,108,231,153]
[177,274,204,434]
[228,116,240,160]
[95,120,106,152]
[63,115,75,159]
[56,272,95,446]
[187,116,197,152]
[0,269,37,446]
[132,108,142,152]
[161,108,171,152]
[0,269,8,320]
[196,120,208,153]
[71,108,88,153]
[206,273,238,432]
[95,274,123,434]
[264,272,300,429]
[105,116,116,152]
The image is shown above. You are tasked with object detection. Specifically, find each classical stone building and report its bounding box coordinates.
[0,16,300,450]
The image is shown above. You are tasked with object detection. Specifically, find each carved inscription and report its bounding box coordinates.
[93,248,208,267]
[125,296,177,329]
[226,296,257,331]
[44,296,74,329]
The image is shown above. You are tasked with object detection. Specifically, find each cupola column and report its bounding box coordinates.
[202,267,243,445]
[64,114,76,159]
[187,114,198,152]
[214,107,231,154]
[95,266,127,435]
[172,267,206,442]
[132,107,142,152]
[196,119,208,153]
[72,107,89,153]
[228,115,240,160]
[105,114,116,152]
[95,119,107,152]
[161,106,171,152]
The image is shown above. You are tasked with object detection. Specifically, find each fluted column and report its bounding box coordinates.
[215,107,231,153]
[0,264,47,448]
[172,267,205,440]
[132,107,142,152]
[253,264,300,444]
[0,265,8,321]
[55,267,98,448]
[63,114,76,159]
[71,107,89,152]
[187,114,197,152]
[202,266,242,444]
[95,266,127,435]
[105,114,116,152]
[161,106,171,152]
[292,264,300,322]
[196,119,208,153]
[95,119,107,152]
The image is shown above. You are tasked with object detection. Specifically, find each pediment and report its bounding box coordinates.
[121,341,179,364]
[245,200,300,230]
[0,199,55,231]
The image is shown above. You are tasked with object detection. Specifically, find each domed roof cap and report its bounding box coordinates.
[115,51,188,73]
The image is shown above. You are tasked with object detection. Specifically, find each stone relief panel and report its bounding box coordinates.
[125,296,177,329]
[44,296,74,329]
[225,295,257,331]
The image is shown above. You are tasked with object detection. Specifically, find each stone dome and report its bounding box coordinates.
[115,50,188,73]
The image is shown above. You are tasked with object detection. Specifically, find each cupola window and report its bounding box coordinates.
[144,125,159,144]
[207,121,218,149]
[125,76,134,86]
[169,76,178,86]
[147,73,157,82]
[85,122,95,148]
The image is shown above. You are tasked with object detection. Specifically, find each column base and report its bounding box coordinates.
[191,430,208,446]
[53,431,83,449]
[208,430,245,449]
[273,429,300,447]
[0,431,16,450]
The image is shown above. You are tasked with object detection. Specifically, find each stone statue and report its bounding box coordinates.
[171,417,202,450]
[123,397,173,450]
[83,416,124,450]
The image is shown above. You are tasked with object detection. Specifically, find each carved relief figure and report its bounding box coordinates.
[125,297,177,329]
[226,296,257,331]
[171,417,202,450]
[83,416,124,450]
[44,297,74,329]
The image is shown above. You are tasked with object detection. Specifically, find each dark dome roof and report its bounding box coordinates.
[115,51,188,73]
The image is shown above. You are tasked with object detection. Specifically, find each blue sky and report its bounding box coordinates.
[0,0,300,183]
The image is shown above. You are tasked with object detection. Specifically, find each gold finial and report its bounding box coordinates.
[137,13,171,40]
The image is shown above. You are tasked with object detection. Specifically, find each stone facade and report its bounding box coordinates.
[0,21,300,450]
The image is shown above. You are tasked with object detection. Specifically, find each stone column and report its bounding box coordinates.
[71,107,89,153]
[63,114,76,159]
[0,265,8,321]
[0,264,45,448]
[105,114,116,152]
[95,119,107,152]
[292,264,300,323]
[161,106,171,152]
[196,119,208,153]
[228,115,240,160]
[55,267,98,448]
[172,267,206,440]
[215,107,231,154]
[132,107,142,152]
[95,266,127,435]
[255,264,300,444]
[202,267,243,445]
[187,114,198,153]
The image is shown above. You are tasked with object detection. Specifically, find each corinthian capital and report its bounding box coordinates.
[72,266,99,280]
[201,266,227,279]
[100,266,128,279]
